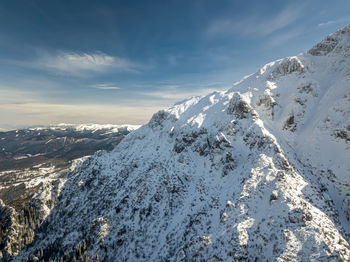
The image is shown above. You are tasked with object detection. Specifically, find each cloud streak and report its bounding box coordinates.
[11,51,142,76]
[265,28,302,48]
[317,17,350,28]
[40,52,115,72]
[207,4,305,38]
[318,20,336,27]
[92,84,121,90]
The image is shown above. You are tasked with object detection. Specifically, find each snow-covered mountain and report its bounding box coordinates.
[27,123,140,133]
[0,124,139,260]
[8,26,350,261]
[0,123,140,171]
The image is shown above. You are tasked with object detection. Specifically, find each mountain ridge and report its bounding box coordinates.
[6,25,350,261]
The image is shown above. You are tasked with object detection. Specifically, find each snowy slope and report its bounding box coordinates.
[232,25,350,228]
[0,124,139,260]
[13,26,350,261]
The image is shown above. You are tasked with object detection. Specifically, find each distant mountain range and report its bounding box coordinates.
[0,124,139,173]
[2,25,350,261]
[0,124,139,260]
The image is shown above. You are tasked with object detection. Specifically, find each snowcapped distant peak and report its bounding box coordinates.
[29,123,141,133]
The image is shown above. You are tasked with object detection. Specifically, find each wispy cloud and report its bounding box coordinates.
[318,20,336,27]
[207,4,305,38]
[92,84,121,90]
[0,80,62,105]
[265,28,302,48]
[317,17,350,28]
[0,87,37,105]
[39,52,115,73]
[11,51,142,76]
[167,54,183,66]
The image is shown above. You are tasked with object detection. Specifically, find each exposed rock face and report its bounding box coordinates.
[308,25,350,56]
[4,25,350,261]
[269,57,305,80]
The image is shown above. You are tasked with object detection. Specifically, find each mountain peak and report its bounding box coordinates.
[308,24,350,56]
[5,25,350,262]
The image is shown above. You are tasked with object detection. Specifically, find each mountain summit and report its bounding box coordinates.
[308,24,350,56]
[9,25,350,261]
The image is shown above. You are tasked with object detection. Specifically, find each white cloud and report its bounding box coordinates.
[318,20,336,27]
[12,51,142,76]
[92,84,121,90]
[317,17,350,28]
[207,4,305,38]
[37,52,115,74]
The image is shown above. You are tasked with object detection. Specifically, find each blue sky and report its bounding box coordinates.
[0,0,349,129]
